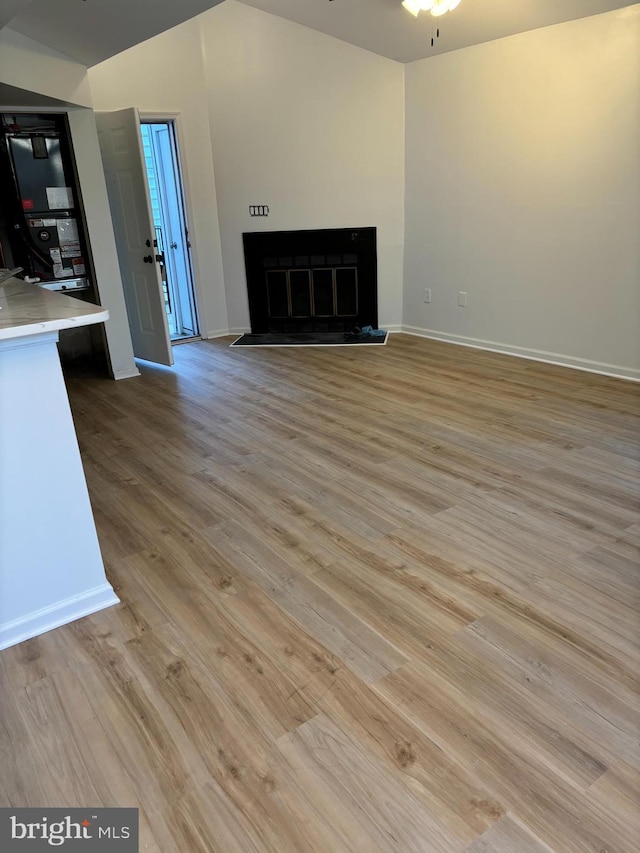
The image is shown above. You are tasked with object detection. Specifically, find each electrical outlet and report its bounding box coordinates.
[458,291,467,308]
[424,288,431,303]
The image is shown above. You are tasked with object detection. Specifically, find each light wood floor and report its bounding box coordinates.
[1,334,639,852]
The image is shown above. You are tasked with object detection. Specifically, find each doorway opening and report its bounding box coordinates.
[140,121,199,341]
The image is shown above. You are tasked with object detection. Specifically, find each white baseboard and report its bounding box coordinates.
[0,583,120,651]
[401,326,640,382]
[204,328,250,339]
[113,366,141,380]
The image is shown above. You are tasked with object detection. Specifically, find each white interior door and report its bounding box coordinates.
[96,108,173,366]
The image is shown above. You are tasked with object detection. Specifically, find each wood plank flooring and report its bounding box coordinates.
[1,334,639,852]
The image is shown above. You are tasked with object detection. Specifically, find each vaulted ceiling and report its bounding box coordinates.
[0,0,225,66]
[238,0,638,63]
[1,0,636,67]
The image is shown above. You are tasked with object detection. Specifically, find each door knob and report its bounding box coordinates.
[143,255,153,263]
[170,242,178,250]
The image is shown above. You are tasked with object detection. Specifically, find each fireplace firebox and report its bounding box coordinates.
[242,227,377,334]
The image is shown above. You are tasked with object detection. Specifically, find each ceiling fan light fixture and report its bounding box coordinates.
[431,3,449,16]
[402,0,461,17]
[402,0,429,16]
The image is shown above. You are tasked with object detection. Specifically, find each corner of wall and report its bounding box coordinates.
[0,28,92,107]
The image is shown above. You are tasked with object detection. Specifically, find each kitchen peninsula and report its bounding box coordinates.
[0,274,119,650]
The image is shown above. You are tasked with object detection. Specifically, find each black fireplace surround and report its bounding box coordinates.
[242,227,378,334]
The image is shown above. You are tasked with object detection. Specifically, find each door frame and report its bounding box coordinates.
[139,112,202,343]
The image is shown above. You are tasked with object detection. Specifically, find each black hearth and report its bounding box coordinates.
[242,227,378,334]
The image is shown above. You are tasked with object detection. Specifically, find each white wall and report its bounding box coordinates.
[199,1,405,330]
[0,332,118,650]
[0,28,92,107]
[88,3,405,334]
[403,6,640,377]
[87,18,228,338]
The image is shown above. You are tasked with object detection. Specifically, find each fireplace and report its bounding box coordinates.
[242,227,378,334]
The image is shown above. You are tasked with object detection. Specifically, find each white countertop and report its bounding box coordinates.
[0,275,108,341]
